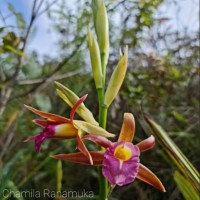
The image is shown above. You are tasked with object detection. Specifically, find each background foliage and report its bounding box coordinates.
[0,0,199,199]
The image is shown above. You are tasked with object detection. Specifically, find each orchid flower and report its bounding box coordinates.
[52,113,166,192]
[24,95,114,164]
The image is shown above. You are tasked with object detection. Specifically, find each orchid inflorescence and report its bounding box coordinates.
[25,82,165,193]
[24,0,165,197]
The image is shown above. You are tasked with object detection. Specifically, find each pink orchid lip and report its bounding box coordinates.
[24,124,56,153]
[102,141,140,186]
[34,124,56,152]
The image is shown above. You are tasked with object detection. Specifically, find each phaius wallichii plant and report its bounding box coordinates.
[24,0,165,198]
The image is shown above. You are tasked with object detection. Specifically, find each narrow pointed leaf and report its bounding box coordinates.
[136,135,155,152]
[143,115,200,192]
[74,120,115,138]
[174,171,199,200]
[52,151,104,165]
[118,113,135,142]
[137,164,166,192]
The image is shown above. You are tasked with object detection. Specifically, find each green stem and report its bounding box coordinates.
[97,87,108,200]
[98,166,108,200]
[97,88,107,128]
[96,44,108,200]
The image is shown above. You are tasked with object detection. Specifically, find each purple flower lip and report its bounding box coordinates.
[24,124,56,153]
[102,141,140,186]
[35,124,56,152]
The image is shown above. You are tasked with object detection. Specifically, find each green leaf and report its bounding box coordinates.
[172,111,186,122]
[142,115,199,192]
[8,3,16,13]
[174,171,199,200]
[3,32,17,45]
[0,27,5,33]
[8,3,26,30]
[3,45,25,57]
[168,66,180,79]
[16,13,26,30]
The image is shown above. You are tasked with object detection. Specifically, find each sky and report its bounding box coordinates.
[0,0,60,58]
[0,0,199,59]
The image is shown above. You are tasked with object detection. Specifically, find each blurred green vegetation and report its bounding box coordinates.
[0,0,199,200]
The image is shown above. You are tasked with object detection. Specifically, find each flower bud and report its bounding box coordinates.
[88,29,103,89]
[104,46,128,107]
[92,0,109,67]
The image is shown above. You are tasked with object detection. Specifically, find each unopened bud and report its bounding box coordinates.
[55,81,98,125]
[88,29,103,89]
[92,0,109,67]
[104,46,128,107]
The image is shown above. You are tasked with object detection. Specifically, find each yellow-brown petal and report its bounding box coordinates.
[82,135,112,148]
[73,120,115,138]
[52,151,104,165]
[136,135,156,152]
[118,113,135,142]
[24,105,70,123]
[33,119,47,128]
[76,134,93,165]
[137,163,166,192]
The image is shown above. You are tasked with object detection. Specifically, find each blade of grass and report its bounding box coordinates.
[141,115,199,192]
[174,171,199,200]
[56,160,63,193]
